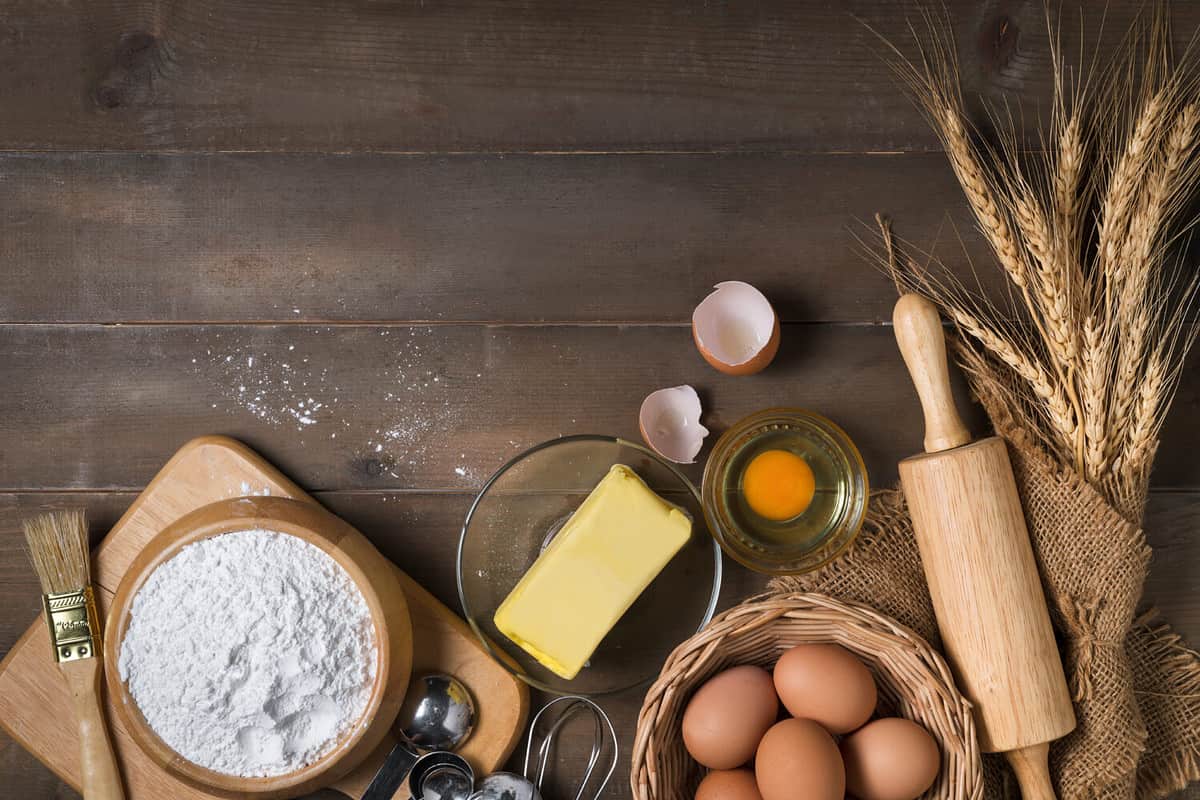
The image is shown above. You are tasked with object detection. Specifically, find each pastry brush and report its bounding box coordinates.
[24,510,125,800]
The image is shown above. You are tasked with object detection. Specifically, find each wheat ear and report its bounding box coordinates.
[939,106,1028,290]
[1119,103,1199,292]
[941,301,1078,454]
[1123,346,1167,476]
[1099,90,1169,297]
[1012,188,1078,367]
[1079,316,1112,483]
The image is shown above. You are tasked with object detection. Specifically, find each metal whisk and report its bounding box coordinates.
[524,696,617,800]
[471,696,617,800]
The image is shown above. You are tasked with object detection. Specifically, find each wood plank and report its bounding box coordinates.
[0,740,71,800]
[0,152,985,324]
[0,323,990,493]
[1,489,1196,799]
[0,0,1193,153]
[1140,492,1200,637]
[5,322,1200,491]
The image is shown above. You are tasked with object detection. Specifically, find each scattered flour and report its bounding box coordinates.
[193,327,492,485]
[118,530,377,777]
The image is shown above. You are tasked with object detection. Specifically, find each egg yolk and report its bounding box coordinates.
[742,449,816,521]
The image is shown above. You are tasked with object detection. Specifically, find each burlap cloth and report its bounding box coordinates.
[771,356,1200,800]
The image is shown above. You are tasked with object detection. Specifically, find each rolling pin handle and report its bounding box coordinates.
[1005,742,1058,800]
[893,293,973,453]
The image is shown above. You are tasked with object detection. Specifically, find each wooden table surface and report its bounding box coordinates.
[1,2,1196,798]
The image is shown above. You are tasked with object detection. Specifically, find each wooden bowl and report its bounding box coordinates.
[104,496,414,800]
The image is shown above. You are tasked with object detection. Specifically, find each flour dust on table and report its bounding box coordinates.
[117,529,377,777]
[191,327,497,487]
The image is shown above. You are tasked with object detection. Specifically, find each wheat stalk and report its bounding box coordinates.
[1122,103,1199,273]
[955,340,1055,454]
[1124,347,1168,476]
[1080,316,1111,483]
[1099,90,1170,299]
[941,301,1079,453]
[1108,348,1166,520]
[1106,105,1199,454]
[1012,186,1080,368]
[1106,305,1152,463]
[1053,114,1090,299]
[1054,115,1084,236]
[874,6,1200,516]
[939,107,1029,292]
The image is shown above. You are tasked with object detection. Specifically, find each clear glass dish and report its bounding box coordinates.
[702,408,868,575]
[457,435,722,696]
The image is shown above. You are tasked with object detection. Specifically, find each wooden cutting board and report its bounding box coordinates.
[0,435,530,799]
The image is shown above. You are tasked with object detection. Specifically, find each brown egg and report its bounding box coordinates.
[692,281,781,376]
[695,769,763,800]
[772,643,877,734]
[841,717,940,800]
[754,719,844,800]
[682,665,779,769]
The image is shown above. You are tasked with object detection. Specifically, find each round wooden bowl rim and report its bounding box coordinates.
[103,496,411,797]
[630,591,984,800]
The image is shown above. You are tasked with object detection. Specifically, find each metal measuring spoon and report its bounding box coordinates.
[411,753,476,800]
[361,674,477,800]
[468,772,544,800]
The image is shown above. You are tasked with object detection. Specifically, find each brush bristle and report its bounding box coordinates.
[23,510,90,595]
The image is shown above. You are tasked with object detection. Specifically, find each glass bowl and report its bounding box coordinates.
[702,408,868,575]
[457,435,722,695]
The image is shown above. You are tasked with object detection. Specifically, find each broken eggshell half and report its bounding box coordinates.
[692,281,780,375]
[639,385,710,464]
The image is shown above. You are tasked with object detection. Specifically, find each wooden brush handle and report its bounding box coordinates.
[61,657,125,800]
[893,293,972,453]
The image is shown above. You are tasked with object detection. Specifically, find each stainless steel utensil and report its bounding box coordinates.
[361,674,477,800]
[410,753,475,800]
[470,772,543,800]
[401,675,478,751]
[469,696,616,800]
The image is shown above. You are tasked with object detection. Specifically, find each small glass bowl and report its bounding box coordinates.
[457,435,722,696]
[702,408,868,575]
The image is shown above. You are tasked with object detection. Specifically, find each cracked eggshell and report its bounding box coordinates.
[692,281,780,376]
[639,385,709,464]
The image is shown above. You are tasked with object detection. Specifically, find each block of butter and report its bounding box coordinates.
[493,463,692,680]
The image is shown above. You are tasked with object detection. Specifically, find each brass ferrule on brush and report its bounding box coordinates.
[42,586,100,663]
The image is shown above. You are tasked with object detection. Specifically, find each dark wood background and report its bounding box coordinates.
[1,1,1197,798]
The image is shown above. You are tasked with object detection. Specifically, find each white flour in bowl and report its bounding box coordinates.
[117,529,378,777]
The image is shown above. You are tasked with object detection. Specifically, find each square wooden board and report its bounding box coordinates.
[0,436,529,799]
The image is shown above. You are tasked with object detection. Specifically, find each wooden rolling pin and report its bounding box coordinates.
[893,294,1076,799]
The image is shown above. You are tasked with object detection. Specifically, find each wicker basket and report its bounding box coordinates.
[632,592,983,800]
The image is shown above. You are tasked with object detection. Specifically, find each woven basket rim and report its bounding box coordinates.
[631,590,983,800]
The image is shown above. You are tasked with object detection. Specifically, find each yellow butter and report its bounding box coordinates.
[493,464,692,680]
